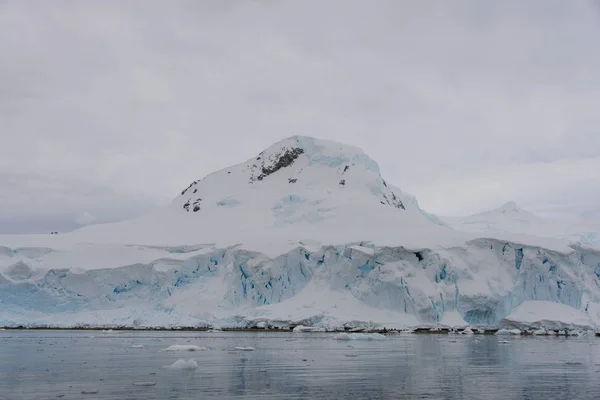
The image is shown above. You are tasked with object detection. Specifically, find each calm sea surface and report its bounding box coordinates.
[0,330,599,399]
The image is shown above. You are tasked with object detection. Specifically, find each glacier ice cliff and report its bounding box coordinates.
[1,240,599,329]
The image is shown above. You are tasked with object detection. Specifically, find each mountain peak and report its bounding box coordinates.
[62,135,458,250]
[498,201,519,213]
[176,135,404,216]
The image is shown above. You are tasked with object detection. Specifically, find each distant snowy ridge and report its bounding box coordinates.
[443,201,600,247]
[1,136,600,330]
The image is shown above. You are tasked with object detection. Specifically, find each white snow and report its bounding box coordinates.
[1,136,600,330]
[292,325,325,332]
[439,311,468,328]
[234,346,255,351]
[500,301,596,331]
[461,326,474,335]
[165,359,198,370]
[163,345,206,352]
[333,333,386,341]
[442,201,600,248]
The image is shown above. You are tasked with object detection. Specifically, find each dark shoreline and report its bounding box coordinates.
[1,326,597,336]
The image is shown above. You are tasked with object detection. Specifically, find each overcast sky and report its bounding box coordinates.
[1,0,600,233]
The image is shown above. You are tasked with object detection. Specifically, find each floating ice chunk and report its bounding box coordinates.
[132,381,156,386]
[532,329,547,336]
[495,329,511,336]
[293,325,325,332]
[101,329,123,334]
[130,345,145,349]
[349,327,365,332]
[498,340,510,344]
[333,333,385,341]
[163,345,206,352]
[509,329,521,335]
[557,330,567,336]
[569,331,582,337]
[165,359,198,370]
[429,327,440,332]
[256,321,266,329]
[234,346,255,351]
[461,327,474,335]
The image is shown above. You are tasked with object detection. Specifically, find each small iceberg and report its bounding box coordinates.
[532,329,547,336]
[460,327,474,335]
[165,359,198,370]
[293,325,325,332]
[498,340,510,344]
[509,329,521,335]
[130,345,145,349]
[163,345,206,352]
[234,346,255,351]
[333,333,385,341]
[101,329,123,334]
[495,329,511,336]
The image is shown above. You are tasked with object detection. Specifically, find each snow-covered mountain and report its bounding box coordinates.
[443,201,600,246]
[1,136,600,331]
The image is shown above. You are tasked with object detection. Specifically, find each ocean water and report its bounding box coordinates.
[0,330,599,399]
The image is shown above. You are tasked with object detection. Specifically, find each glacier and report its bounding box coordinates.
[1,136,600,331]
[1,240,600,330]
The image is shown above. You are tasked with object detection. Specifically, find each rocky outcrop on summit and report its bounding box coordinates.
[249,147,305,182]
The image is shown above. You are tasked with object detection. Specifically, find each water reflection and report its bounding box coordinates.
[0,331,598,399]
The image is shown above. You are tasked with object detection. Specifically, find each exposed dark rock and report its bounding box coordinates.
[180,180,198,196]
[339,179,346,186]
[288,178,297,184]
[255,147,305,181]
[389,191,405,210]
[343,165,349,173]
[192,199,202,212]
[381,192,405,210]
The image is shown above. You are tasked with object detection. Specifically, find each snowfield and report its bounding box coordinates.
[1,136,599,332]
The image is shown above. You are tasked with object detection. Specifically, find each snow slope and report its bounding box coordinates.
[443,202,600,247]
[1,136,600,330]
